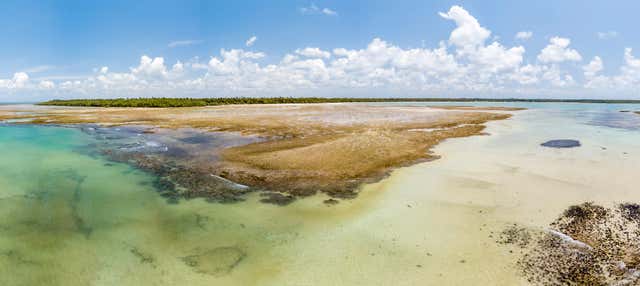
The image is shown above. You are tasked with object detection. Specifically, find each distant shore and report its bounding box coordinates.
[36,97,640,108]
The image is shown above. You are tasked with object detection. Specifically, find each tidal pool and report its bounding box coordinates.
[1,102,640,285]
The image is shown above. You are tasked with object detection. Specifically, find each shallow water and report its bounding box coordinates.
[1,103,640,285]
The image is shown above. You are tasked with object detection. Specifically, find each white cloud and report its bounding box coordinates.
[131,55,168,78]
[582,56,610,89]
[583,56,603,78]
[38,80,55,89]
[295,47,331,58]
[245,36,257,47]
[172,61,184,74]
[542,65,575,87]
[168,40,202,48]
[470,42,525,72]
[300,4,337,16]
[597,31,618,40]
[515,31,533,40]
[439,5,491,53]
[207,49,265,75]
[321,8,337,16]
[537,37,582,63]
[439,6,524,74]
[510,64,542,85]
[0,72,30,89]
[13,72,30,88]
[616,48,640,87]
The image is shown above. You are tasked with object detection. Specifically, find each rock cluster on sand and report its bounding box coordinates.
[498,202,640,285]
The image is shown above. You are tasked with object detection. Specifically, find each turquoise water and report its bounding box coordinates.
[0,123,379,286]
[0,125,294,285]
[1,103,640,285]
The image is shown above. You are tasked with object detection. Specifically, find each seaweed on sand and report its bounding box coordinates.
[130,247,156,266]
[181,246,247,276]
[67,171,92,239]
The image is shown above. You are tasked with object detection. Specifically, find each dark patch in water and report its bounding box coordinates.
[61,169,93,239]
[179,134,216,144]
[165,146,190,158]
[130,247,156,266]
[76,125,263,204]
[0,249,39,266]
[259,192,296,206]
[582,110,640,130]
[181,246,246,276]
[541,139,581,148]
[195,213,209,230]
[324,198,340,205]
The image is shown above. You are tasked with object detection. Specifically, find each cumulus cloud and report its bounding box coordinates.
[439,5,491,53]
[537,37,582,63]
[515,31,533,40]
[12,72,29,88]
[0,72,30,89]
[131,55,168,78]
[617,48,640,87]
[245,36,257,47]
[168,40,202,48]
[583,56,603,78]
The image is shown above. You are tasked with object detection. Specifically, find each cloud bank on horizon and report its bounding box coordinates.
[0,5,638,99]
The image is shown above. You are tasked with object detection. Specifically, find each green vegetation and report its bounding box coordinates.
[38,97,640,108]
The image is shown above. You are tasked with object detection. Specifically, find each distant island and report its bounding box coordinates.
[37,97,640,108]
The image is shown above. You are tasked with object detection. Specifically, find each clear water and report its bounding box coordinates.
[0,124,329,285]
[1,102,640,285]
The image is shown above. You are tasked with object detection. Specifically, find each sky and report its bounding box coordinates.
[1,0,640,100]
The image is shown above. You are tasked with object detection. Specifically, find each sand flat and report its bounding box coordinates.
[0,103,516,198]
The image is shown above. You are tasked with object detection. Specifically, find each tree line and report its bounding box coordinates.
[37,97,640,107]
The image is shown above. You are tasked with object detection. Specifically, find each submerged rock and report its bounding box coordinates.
[182,246,246,276]
[541,139,581,148]
[259,192,296,206]
[323,198,340,205]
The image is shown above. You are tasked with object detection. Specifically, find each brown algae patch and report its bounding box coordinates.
[0,104,515,202]
[218,123,497,198]
[499,203,640,285]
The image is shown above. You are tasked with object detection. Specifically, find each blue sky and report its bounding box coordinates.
[1,0,639,100]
